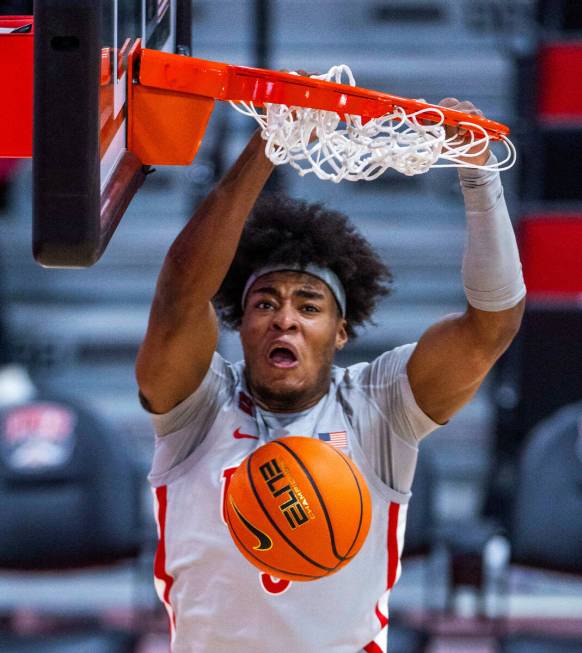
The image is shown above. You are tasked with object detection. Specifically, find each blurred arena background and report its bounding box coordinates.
[1,1,581,652]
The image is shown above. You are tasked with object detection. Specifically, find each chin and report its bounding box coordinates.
[257,379,304,402]
[249,375,311,411]
[245,359,333,411]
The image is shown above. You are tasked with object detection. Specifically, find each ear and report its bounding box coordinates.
[335,319,348,350]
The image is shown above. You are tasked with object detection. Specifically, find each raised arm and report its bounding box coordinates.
[407,99,526,425]
[136,131,274,414]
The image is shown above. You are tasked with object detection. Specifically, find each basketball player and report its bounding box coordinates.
[136,98,525,652]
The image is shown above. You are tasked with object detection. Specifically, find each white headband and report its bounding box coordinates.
[241,263,347,317]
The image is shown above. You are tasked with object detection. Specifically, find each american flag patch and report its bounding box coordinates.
[318,431,348,448]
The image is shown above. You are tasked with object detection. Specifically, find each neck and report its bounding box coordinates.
[245,374,328,414]
[253,391,324,413]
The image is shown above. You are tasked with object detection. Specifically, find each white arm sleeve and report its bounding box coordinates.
[459,154,526,311]
[347,344,441,492]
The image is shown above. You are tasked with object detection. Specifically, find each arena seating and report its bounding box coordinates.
[494,402,582,650]
[0,394,151,652]
[4,2,581,652]
[0,0,522,476]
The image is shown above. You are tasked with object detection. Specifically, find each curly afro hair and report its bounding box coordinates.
[214,193,392,338]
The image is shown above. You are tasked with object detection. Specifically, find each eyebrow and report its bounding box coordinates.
[250,286,326,301]
[295,289,326,301]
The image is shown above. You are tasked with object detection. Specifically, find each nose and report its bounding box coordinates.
[271,303,298,332]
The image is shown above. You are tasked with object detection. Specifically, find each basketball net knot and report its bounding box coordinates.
[230,65,515,182]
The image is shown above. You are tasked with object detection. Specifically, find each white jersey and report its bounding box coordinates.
[147,343,439,653]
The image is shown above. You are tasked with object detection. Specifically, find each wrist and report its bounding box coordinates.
[459,153,503,211]
[458,152,497,183]
[247,130,274,167]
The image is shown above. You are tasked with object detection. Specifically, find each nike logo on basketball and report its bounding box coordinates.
[230,498,272,551]
[233,428,259,440]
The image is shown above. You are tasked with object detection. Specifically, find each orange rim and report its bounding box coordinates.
[138,50,510,140]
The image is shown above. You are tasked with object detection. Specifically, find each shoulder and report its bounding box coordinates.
[149,352,239,437]
[209,351,240,386]
[337,342,440,441]
[339,343,417,389]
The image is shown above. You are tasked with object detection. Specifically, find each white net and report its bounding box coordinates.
[230,65,516,182]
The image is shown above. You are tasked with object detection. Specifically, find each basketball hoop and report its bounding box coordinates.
[129,49,516,180]
[230,65,516,182]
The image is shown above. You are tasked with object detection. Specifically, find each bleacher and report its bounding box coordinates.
[0,0,533,514]
[4,4,582,653]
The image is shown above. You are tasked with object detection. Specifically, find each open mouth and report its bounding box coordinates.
[268,347,299,369]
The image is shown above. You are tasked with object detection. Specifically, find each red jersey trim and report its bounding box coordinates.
[375,602,389,629]
[364,502,401,653]
[387,502,400,589]
[154,485,177,633]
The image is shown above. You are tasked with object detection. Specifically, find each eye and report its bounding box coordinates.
[255,300,274,310]
[302,304,320,313]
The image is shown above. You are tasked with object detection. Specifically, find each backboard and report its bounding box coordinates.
[33,0,191,268]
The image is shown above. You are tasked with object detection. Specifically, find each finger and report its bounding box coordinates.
[446,100,485,119]
[279,68,309,77]
[456,101,482,115]
[439,97,460,109]
[295,69,319,78]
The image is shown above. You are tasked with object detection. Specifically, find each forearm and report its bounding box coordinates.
[159,131,274,309]
[407,130,526,425]
[459,156,526,318]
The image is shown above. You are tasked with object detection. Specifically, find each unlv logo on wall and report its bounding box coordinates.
[0,402,76,470]
[220,465,291,595]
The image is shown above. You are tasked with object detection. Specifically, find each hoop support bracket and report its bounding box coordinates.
[127,41,215,165]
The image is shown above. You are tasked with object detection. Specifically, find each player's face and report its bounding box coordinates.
[240,271,348,412]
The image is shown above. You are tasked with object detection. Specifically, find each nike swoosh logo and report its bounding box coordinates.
[233,428,259,440]
[230,497,272,551]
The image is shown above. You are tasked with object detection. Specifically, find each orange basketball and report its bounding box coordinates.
[225,436,371,581]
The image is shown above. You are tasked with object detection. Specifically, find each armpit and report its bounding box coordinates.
[139,390,156,413]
